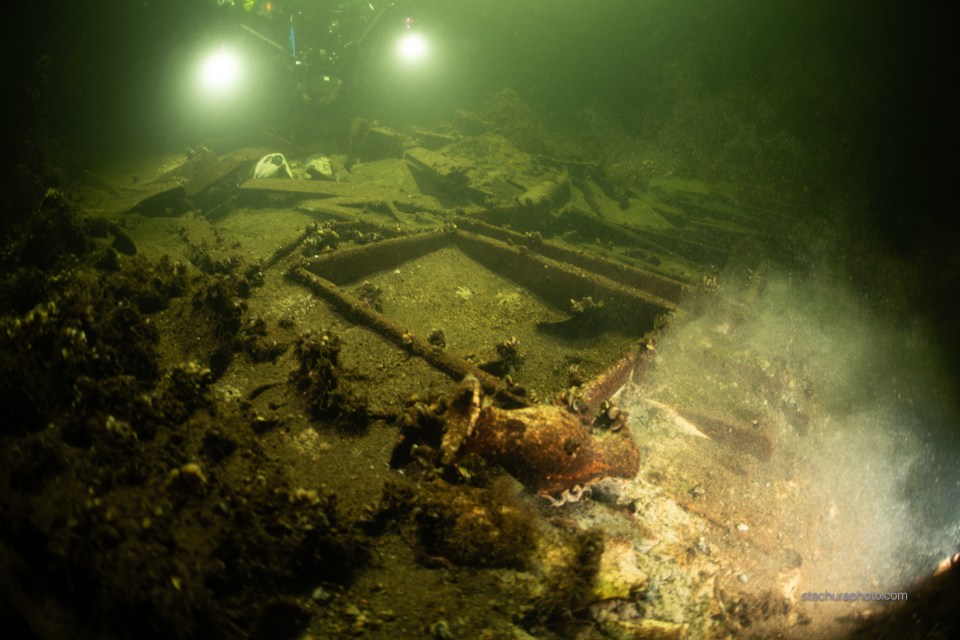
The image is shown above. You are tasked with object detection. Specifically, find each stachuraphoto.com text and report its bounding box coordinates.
[801,591,908,602]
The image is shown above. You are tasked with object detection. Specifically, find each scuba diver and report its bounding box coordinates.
[213,0,402,109]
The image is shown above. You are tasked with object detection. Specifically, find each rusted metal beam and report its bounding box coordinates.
[302,231,451,284]
[288,267,527,406]
[452,230,677,335]
[453,218,688,304]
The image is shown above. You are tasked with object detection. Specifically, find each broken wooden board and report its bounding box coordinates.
[183,147,267,200]
[244,178,455,226]
[404,146,475,182]
[121,147,268,217]
[518,174,570,209]
[124,184,189,217]
[647,177,796,233]
[404,147,490,204]
[240,177,399,201]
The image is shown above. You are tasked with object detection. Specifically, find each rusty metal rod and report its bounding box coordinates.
[288,267,527,406]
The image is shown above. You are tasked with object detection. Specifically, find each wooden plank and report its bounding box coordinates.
[124,184,187,217]
[183,147,266,199]
[239,177,398,201]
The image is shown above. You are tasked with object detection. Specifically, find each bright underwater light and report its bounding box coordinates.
[198,47,242,95]
[396,32,428,64]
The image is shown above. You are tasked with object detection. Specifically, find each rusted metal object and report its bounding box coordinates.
[288,267,527,406]
[453,230,675,333]
[578,343,654,413]
[442,376,641,496]
[451,218,687,303]
[286,225,676,407]
[302,231,449,284]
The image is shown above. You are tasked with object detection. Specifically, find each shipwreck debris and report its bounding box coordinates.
[441,376,641,496]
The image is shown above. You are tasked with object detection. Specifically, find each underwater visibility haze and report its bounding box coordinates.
[1,0,959,638]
